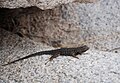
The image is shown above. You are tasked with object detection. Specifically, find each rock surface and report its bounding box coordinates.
[0,27,120,83]
[0,0,97,48]
[0,0,120,51]
[0,0,120,82]
[0,6,82,47]
[0,0,97,9]
[75,0,120,51]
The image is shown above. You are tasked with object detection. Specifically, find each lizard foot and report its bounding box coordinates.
[49,54,59,61]
[45,54,59,65]
[71,56,79,59]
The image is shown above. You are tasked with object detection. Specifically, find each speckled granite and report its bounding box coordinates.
[78,0,120,50]
[0,0,120,82]
[0,0,96,9]
[2,51,120,83]
[63,0,120,51]
[0,28,120,83]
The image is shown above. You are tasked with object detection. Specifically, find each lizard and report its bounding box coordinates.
[2,45,89,66]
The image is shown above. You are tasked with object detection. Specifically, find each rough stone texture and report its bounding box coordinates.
[74,0,120,51]
[0,28,120,83]
[0,0,120,51]
[0,6,82,47]
[0,0,97,9]
[0,0,120,82]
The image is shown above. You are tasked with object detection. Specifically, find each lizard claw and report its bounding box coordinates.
[72,56,79,59]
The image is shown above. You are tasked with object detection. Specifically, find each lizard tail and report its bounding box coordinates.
[2,51,50,66]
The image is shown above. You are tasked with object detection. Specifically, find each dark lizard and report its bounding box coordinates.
[2,45,89,66]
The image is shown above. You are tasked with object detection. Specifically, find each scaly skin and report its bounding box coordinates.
[2,45,89,66]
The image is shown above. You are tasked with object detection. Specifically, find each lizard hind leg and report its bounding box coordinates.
[49,54,60,61]
[45,54,60,65]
